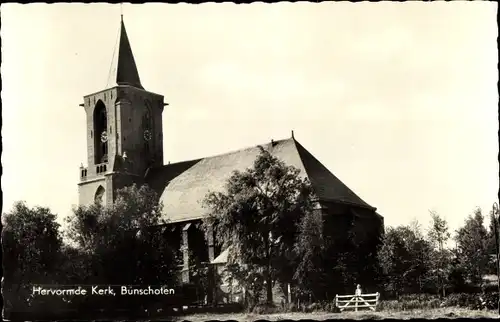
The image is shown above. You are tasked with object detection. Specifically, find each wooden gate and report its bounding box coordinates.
[335,292,380,312]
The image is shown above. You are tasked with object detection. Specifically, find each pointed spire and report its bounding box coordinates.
[116,16,144,89]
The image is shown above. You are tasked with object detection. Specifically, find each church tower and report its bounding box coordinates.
[78,16,166,206]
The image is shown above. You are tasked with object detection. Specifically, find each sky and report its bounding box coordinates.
[1,2,498,235]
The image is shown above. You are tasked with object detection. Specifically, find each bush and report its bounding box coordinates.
[441,292,499,310]
[482,284,499,293]
[323,301,340,312]
[251,303,279,314]
[441,293,477,309]
[279,301,337,313]
[306,302,321,312]
[379,298,441,311]
[379,292,499,312]
[378,293,441,311]
[398,293,440,302]
[479,292,499,310]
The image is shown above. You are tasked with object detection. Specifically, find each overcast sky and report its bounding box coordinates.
[1,2,498,234]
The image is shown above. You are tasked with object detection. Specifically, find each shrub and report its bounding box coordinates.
[398,293,440,302]
[440,292,499,310]
[378,300,400,311]
[330,302,342,313]
[379,299,441,311]
[298,303,308,313]
[295,302,337,313]
[323,301,339,312]
[379,292,499,312]
[482,284,499,293]
[251,303,279,315]
[478,292,498,310]
[306,302,321,312]
[441,293,475,308]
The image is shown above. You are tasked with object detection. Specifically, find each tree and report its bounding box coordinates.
[378,226,409,298]
[202,147,315,305]
[428,211,450,254]
[427,211,451,297]
[3,201,63,282]
[64,184,179,309]
[455,207,489,287]
[223,261,266,308]
[485,210,499,275]
[405,220,434,293]
[378,225,432,298]
[447,248,467,293]
[293,210,327,301]
[409,219,424,240]
[56,244,92,284]
[2,201,63,314]
[188,249,215,304]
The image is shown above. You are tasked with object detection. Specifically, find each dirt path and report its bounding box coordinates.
[177,308,498,321]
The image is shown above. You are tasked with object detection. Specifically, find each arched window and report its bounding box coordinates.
[142,108,151,132]
[93,100,108,164]
[95,185,105,204]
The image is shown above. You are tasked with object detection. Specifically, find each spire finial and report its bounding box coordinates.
[291,130,295,139]
[120,3,123,21]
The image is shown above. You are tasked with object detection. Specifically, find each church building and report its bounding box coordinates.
[77,17,384,287]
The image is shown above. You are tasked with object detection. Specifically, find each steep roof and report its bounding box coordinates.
[145,137,375,223]
[114,16,143,89]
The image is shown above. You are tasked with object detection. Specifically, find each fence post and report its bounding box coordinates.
[355,295,358,312]
[335,294,338,309]
[376,292,380,309]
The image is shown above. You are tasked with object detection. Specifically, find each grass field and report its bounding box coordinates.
[177,308,499,321]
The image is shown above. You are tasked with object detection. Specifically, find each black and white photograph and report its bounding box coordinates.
[1,2,498,320]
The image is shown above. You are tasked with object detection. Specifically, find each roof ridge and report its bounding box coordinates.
[163,137,294,167]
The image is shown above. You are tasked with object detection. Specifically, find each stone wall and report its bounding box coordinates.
[78,177,107,206]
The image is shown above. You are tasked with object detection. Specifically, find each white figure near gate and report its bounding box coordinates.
[336,286,379,312]
[355,284,362,296]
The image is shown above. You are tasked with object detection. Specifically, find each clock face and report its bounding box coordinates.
[144,130,152,141]
[100,131,108,143]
